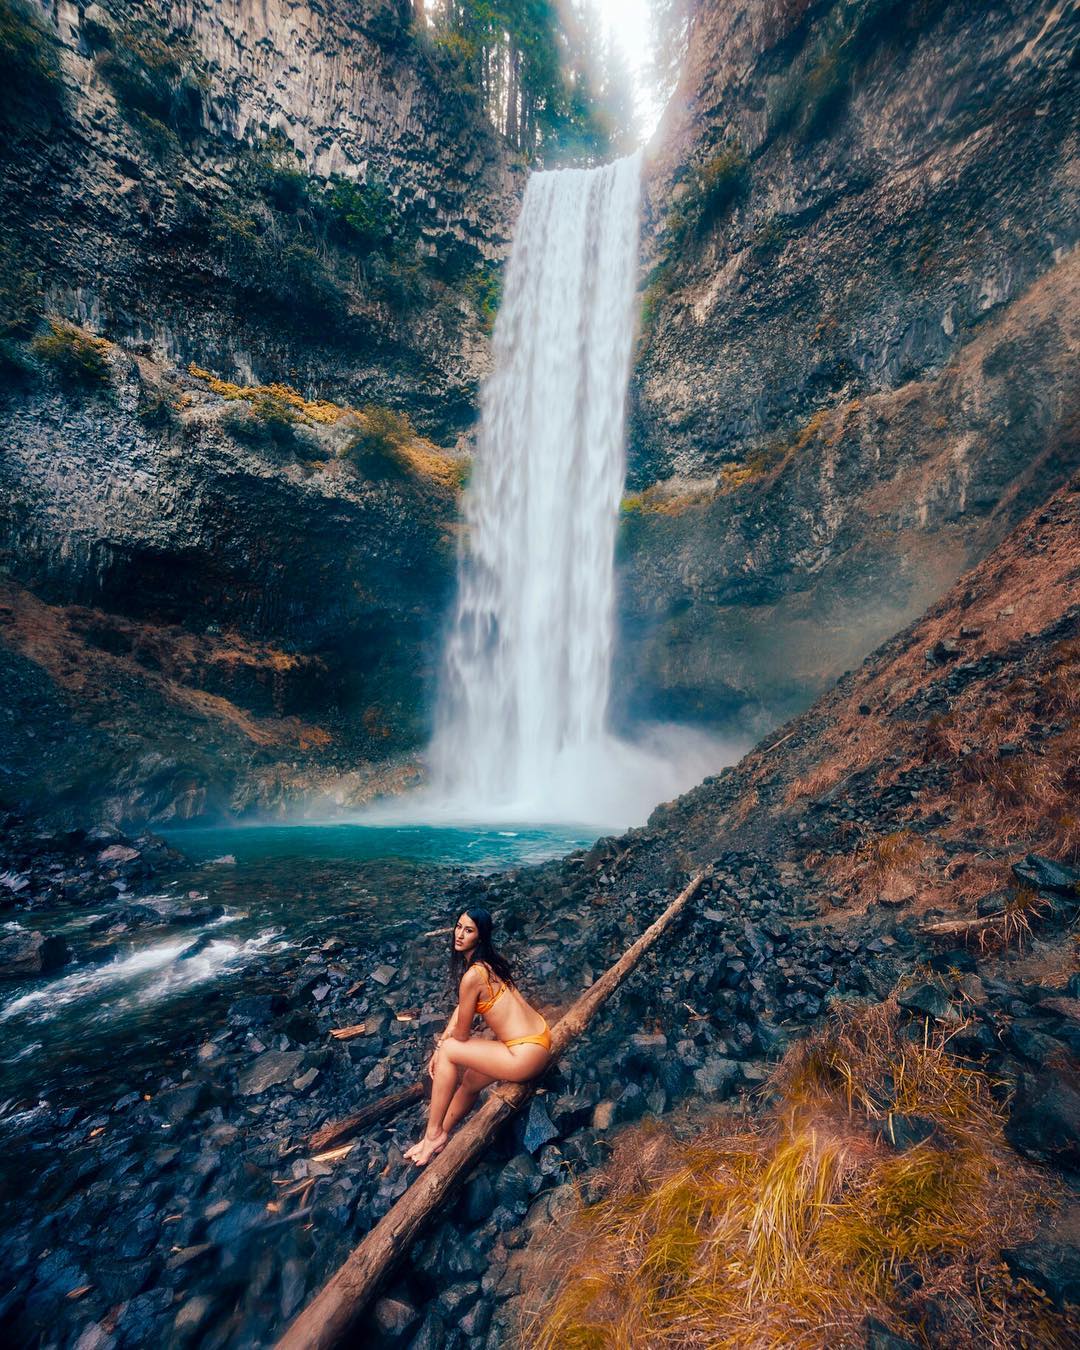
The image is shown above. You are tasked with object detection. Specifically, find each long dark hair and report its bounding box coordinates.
[449,907,515,993]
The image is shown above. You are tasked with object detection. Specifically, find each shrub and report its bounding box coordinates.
[0,0,64,129]
[663,142,749,247]
[129,109,180,161]
[221,392,301,450]
[324,176,398,255]
[252,134,309,213]
[31,319,112,386]
[339,406,415,478]
[463,262,502,332]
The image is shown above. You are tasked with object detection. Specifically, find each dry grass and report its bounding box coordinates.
[816,830,931,906]
[521,1004,1073,1349]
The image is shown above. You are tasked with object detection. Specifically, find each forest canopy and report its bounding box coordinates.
[421,0,639,162]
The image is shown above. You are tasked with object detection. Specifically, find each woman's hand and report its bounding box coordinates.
[427,1041,441,1079]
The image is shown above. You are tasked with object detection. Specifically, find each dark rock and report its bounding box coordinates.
[976,890,1009,918]
[521,1096,559,1154]
[237,1050,305,1096]
[693,1056,739,1101]
[151,1082,208,1127]
[373,1296,420,1340]
[1006,1021,1069,1067]
[229,993,284,1020]
[862,1316,920,1350]
[459,1296,492,1338]
[875,1115,938,1151]
[1003,1234,1080,1308]
[495,1153,541,1213]
[1012,855,1080,896]
[0,929,70,977]
[436,1280,479,1320]
[461,1172,494,1224]
[549,1090,597,1134]
[406,1310,447,1350]
[1005,1068,1080,1168]
[896,982,959,1023]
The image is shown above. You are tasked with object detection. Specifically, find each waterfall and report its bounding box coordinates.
[428,153,725,827]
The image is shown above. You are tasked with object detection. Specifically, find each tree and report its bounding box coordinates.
[425,0,634,163]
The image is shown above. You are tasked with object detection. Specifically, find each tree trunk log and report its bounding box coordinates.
[306,1084,425,1154]
[277,868,709,1350]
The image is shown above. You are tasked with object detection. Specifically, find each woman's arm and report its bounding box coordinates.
[428,970,481,1078]
[447,968,481,1041]
[435,969,481,1047]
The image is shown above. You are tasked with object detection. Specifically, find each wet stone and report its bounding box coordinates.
[238,1050,305,1097]
[521,1096,559,1154]
[374,1295,420,1340]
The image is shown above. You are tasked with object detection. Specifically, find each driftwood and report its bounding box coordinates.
[920,915,996,937]
[307,1084,425,1154]
[277,868,709,1350]
[328,1023,368,1042]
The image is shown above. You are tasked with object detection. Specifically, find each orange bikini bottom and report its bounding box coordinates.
[504,1021,551,1052]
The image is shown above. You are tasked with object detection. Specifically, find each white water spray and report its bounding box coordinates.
[426,155,730,828]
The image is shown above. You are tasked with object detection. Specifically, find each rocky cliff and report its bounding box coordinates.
[617,0,1078,737]
[0,0,522,822]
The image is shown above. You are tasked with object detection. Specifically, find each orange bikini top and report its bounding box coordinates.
[473,961,507,1015]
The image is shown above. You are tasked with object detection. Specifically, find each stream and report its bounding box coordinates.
[0,823,593,1112]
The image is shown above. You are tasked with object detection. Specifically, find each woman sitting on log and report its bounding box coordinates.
[404,907,551,1166]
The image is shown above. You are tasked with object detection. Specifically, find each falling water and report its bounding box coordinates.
[425,153,721,827]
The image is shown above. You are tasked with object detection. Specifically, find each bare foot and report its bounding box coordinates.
[406,1130,448,1166]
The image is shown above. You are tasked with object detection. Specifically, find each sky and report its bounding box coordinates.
[588,0,666,142]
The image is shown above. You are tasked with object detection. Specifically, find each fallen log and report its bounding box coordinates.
[306,1084,425,1154]
[278,868,709,1350]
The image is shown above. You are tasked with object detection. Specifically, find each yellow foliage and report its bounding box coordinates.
[188,363,467,491]
[187,364,348,423]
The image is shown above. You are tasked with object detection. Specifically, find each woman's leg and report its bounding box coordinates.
[404,1048,460,1165]
[439,1035,549,1084]
[441,1067,495,1135]
[405,1039,549,1166]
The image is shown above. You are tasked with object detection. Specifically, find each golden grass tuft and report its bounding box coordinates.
[188,363,349,423]
[522,1004,1073,1349]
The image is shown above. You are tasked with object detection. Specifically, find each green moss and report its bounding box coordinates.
[31,320,112,387]
[0,0,65,129]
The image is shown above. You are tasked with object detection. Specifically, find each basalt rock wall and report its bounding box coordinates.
[616,0,1079,737]
[0,0,522,824]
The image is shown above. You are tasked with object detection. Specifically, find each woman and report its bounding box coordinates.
[404,908,551,1166]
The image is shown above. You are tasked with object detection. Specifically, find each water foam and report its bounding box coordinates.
[0,931,283,1026]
